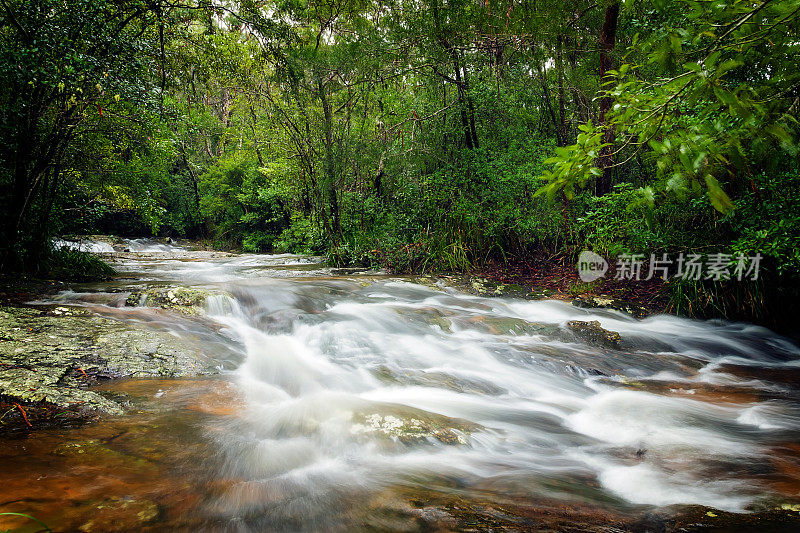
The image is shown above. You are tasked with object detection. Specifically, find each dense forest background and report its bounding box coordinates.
[1,0,799,327]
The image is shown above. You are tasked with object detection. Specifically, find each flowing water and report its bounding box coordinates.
[4,239,800,531]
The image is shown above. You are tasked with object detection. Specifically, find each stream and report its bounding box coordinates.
[3,238,800,531]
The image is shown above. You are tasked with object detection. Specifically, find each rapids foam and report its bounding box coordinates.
[33,247,800,519]
[202,278,800,516]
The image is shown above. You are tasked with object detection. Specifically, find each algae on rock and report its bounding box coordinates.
[566,320,622,349]
[124,286,225,315]
[0,305,218,417]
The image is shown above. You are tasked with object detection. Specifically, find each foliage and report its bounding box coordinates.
[45,247,116,282]
[577,183,716,257]
[728,170,800,276]
[273,216,323,254]
[2,0,799,331]
[0,0,176,268]
[540,0,799,213]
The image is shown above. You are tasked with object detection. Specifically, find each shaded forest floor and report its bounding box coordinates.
[471,251,670,317]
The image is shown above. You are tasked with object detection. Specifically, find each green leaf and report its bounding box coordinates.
[714,59,742,78]
[669,34,682,54]
[713,87,737,106]
[705,175,734,213]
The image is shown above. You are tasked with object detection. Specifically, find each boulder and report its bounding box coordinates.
[566,320,622,349]
[124,286,225,315]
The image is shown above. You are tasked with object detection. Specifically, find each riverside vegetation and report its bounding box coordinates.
[2,245,800,531]
[1,0,799,332]
[2,3,800,528]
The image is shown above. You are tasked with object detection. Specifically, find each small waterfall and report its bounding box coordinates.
[53,238,115,253]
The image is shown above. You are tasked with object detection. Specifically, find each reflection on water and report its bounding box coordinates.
[4,241,800,531]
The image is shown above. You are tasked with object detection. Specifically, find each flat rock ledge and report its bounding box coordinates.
[124,286,226,315]
[0,305,217,432]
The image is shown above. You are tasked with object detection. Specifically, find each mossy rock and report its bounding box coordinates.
[437,276,544,300]
[0,305,219,426]
[124,287,225,315]
[351,408,480,446]
[571,295,650,319]
[566,320,622,349]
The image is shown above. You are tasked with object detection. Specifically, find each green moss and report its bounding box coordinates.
[125,287,225,315]
[566,320,622,349]
[0,305,218,420]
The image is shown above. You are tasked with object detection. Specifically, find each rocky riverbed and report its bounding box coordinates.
[0,301,221,431]
[2,237,800,532]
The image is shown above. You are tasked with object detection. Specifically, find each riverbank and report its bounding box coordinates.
[2,242,800,531]
[0,239,762,435]
[0,300,221,436]
[475,252,669,312]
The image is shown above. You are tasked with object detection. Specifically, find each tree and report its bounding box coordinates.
[0,0,199,270]
[539,0,799,211]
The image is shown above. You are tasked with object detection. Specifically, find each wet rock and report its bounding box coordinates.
[406,275,445,291]
[571,294,650,319]
[467,277,520,297]
[351,411,477,446]
[125,286,226,315]
[48,306,91,317]
[409,506,458,527]
[435,275,553,300]
[78,497,159,532]
[467,315,560,336]
[53,439,155,471]
[566,320,622,349]
[0,305,219,427]
[667,505,800,532]
[395,306,453,332]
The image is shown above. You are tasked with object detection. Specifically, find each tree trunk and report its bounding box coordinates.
[452,55,474,150]
[460,57,479,149]
[431,0,475,150]
[537,63,564,147]
[595,2,620,196]
[318,78,342,240]
[556,35,568,146]
[180,148,202,213]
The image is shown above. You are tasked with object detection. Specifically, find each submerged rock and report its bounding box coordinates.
[0,305,218,427]
[466,315,560,336]
[125,286,226,315]
[351,410,478,446]
[78,497,159,532]
[566,320,622,349]
[395,306,454,332]
[374,365,506,396]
